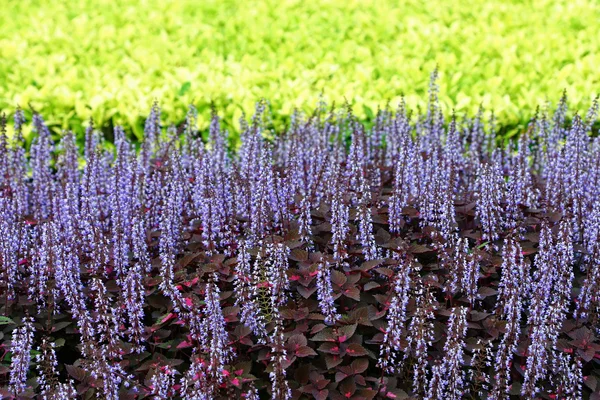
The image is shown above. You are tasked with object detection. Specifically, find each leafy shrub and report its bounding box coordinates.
[1,0,599,138]
[1,86,600,399]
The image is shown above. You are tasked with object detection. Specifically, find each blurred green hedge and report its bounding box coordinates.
[1,0,598,141]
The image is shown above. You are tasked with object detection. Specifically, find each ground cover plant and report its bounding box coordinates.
[1,77,600,399]
[1,0,599,139]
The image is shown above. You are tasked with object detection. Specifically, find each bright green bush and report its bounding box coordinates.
[1,0,599,139]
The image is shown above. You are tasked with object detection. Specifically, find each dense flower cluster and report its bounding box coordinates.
[0,83,599,398]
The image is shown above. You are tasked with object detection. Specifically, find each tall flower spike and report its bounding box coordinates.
[347,126,378,260]
[467,339,492,398]
[329,164,350,262]
[405,282,437,396]
[30,113,55,220]
[504,170,523,232]
[248,148,275,246]
[141,101,161,171]
[378,257,412,374]
[265,242,291,307]
[91,278,122,360]
[234,239,266,338]
[243,382,260,400]
[491,305,522,399]
[10,316,35,395]
[586,137,600,213]
[543,141,566,213]
[13,107,26,138]
[584,95,599,134]
[158,164,188,314]
[9,108,29,217]
[57,130,79,190]
[418,148,456,238]
[80,146,103,256]
[445,234,479,307]
[0,197,20,300]
[315,259,340,325]
[179,352,209,399]
[475,160,504,247]
[461,238,479,307]
[192,139,233,254]
[491,236,529,398]
[36,338,77,400]
[192,154,219,253]
[550,351,582,400]
[548,219,574,344]
[84,118,99,161]
[421,67,442,153]
[496,236,530,317]
[297,194,313,246]
[549,90,568,148]
[269,315,292,400]
[150,365,176,399]
[444,113,464,191]
[202,274,231,386]
[388,132,414,234]
[356,173,378,260]
[28,223,53,312]
[110,126,136,279]
[384,98,410,165]
[466,106,486,165]
[182,104,199,163]
[577,200,600,321]
[513,133,537,208]
[478,126,496,165]
[51,206,96,358]
[0,114,7,187]
[123,215,148,353]
[248,247,272,344]
[426,306,468,400]
[522,223,554,397]
[563,116,589,236]
[207,110,235,250]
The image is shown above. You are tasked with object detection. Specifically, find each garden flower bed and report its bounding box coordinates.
[0,85,599,399]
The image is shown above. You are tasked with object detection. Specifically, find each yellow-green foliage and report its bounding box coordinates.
[0,0,598,139]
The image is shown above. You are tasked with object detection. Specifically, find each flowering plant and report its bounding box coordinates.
[0,80,599,399]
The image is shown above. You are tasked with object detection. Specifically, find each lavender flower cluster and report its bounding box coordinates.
[1,79,599,399]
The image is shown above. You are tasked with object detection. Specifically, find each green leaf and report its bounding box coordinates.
[178,81,191,96]
[362,105,375,122]
[0,316,15,325]
[477,241,491,249]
